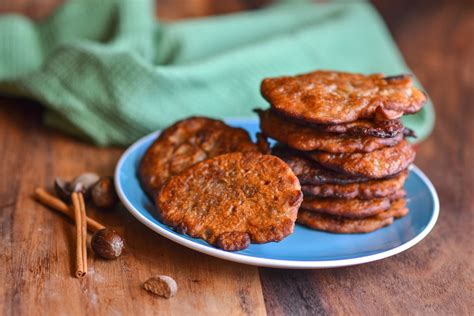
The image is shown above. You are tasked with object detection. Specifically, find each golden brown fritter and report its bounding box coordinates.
[297,198,408,233]
[377,199,408,219]
[139,117,259,196]
[301,171,408,199]
[263,107,410,138]
[308,118,408,138]
[258,109,403,153]
[306,140,415,179]
[301,196,391,219]
[157,152,303,251]
[272,145,368,185]
[261,71,426,124]
[297,210,393,233]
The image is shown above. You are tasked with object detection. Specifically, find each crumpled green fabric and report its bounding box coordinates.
[0,0,434,146]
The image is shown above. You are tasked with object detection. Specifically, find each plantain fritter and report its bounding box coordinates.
[301,171,408,199]
[157,152,302,251]
[257,109,403,153]
[297,198,408,233]
[261,71,426,124]
[139,117,259,197]
[306,140,415,179]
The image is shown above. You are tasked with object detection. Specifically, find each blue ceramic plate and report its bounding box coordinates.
[115,119,439,269]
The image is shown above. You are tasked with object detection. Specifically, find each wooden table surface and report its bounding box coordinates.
[1,1,473,315]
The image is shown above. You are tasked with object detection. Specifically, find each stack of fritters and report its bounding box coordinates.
[258,70,426,233]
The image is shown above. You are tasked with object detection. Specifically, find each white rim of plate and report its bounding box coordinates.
[115,130,440,269]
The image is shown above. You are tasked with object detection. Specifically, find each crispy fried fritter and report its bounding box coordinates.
[297,210,393,233]
[301,190,405,218]
[261,71,426,124]
[301,171,408,199]
[306,140,415,179]
[309,119,407,138]
[157,152,303,251]
[272,145,368,185]
[297,198,408,233]
[377,199,408,219]
[139,117,259,196]
[301,196,391,219]
[258,109,403,153]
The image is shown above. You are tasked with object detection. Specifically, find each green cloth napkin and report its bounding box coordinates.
[0,0,434,146]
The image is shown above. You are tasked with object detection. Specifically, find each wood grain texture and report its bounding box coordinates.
[0,0,473,315]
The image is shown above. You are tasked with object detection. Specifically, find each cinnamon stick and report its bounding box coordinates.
[72,192,87,278]
[79,192,88,279]
[34,188,105,232]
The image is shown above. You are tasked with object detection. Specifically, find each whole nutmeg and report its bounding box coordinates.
[54,177,72,202]
[91,228,124,260]
[91,177,118,209]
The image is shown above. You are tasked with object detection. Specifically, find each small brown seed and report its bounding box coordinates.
[91,228,124,260]
[91,177,118,209]
[143,276,177,299]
